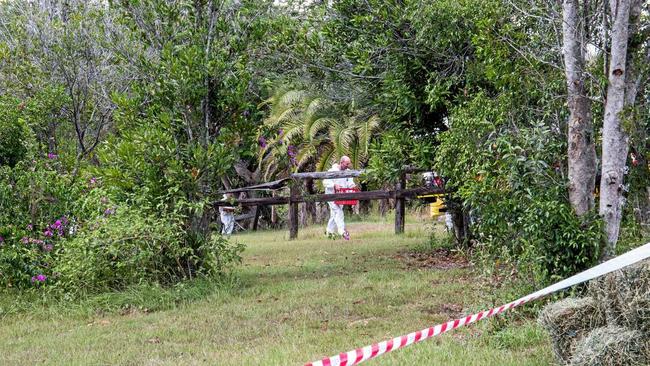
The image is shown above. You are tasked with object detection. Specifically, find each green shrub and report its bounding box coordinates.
[53,206,243,294]
[365,128,435,185]
[0,159,79,289]
[519,201,602,282]
[0,97,31,168]
[436,94,603,285]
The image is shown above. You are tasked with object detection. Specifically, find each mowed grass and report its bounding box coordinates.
[0,216,553,365]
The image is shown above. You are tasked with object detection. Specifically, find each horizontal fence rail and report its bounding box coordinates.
[214,187,446,207]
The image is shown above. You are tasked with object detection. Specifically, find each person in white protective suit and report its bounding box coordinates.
[323,156,356,240]
[219,193,236,236]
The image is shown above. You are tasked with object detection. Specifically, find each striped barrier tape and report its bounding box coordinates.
[305,242,650,366]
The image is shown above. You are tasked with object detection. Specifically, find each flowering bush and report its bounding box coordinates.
[1,100,243,294]
[0,158,79,289]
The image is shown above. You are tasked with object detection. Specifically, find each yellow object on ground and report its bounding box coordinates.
[417,194,446,218]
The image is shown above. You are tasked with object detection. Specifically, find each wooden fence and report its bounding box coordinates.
[214,169,445,239]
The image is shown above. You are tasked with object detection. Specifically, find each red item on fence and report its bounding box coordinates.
[335,187,360,205]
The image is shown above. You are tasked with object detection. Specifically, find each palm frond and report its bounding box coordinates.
[330,118,357,157]
[277,89,308,110]
[263,161,278,182]
[266,107,301,128]
[282,117,307,143]
[349,139,361,170]
[303,96,324,115]
[307,117,336,141]
[357,114,382,149]
[296,144,317,170]
[316,144,336,173]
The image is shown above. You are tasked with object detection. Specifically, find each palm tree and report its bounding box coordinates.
[257,86,381,180]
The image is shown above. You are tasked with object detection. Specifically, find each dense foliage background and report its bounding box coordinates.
[0,0,648,295]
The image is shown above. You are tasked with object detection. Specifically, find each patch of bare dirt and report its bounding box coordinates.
[396,248,471,270]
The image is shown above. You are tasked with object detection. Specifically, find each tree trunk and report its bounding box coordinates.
[358,183,371,215]
[316,202,328,224]
[394,174,406,234]
[563,0,597,216]
[305,178,318,224]
[271,191,278,227]
[451,210,467,245]
[250,205,260,231]
[299,202,308,227]
[289,181,299,239]
[447,197,471,246]
[600,0,633,258]
[202,0,216,144]
[378,198,388,217]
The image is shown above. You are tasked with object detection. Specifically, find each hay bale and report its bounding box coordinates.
[538,297,606,363]
[588,259,650,332]
[568,326,649,366]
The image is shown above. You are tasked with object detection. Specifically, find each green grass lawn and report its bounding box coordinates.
[0,216,553,365]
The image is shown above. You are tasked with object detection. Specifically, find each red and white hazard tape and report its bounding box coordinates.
[305,242,650,366]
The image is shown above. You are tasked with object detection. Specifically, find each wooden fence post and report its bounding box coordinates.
[289,180,299,239]
[251,206,260,231]
[395,172,406,234]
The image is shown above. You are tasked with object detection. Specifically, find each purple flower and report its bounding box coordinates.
[104,208,115,216]
[27,224,33,231]
[287,145,297,158]
[43,244,53,252]
[90,177,97,185]
[258,136,267,148]
[278,129,284,137]
[243,110,250,118]
[47,153,57,159]
[21,237,29,244]
[31,274,47,284]
[61,216,69,225]
[44,229,53,237]
[31,274,46,283]
[51,220,62,229]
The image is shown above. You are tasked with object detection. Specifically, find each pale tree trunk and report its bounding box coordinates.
[563,0,597,216]
[599,0,634,258]
[299,202,308,227]
[305,178,318,223]
[202,0,217,144]
[271,191,278,227]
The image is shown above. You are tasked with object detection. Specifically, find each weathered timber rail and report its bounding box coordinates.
[216,168,446,239]
[214,187,444,207]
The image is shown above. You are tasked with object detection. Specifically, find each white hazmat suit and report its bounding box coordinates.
[322,163,356,236]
